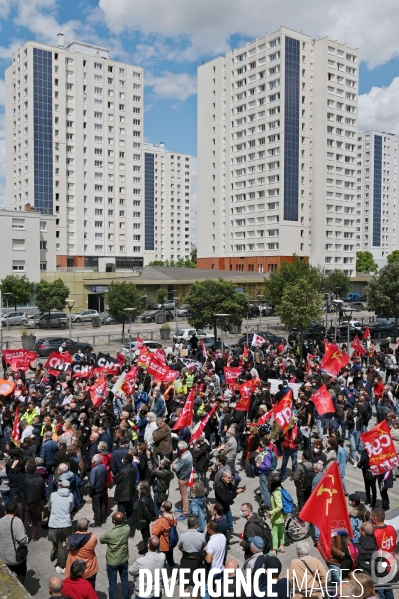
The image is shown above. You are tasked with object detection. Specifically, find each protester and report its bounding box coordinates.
[65,517,98,588]
[129,536,165,599]
[172,440,193,521]
[0,500,28,582]
[99,511,130,599]
[61,559,98,599]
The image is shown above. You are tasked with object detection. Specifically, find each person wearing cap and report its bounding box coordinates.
[348,492,366,543]
[99,511,131,599]
[243,536,265,571]
[48,477,74,574]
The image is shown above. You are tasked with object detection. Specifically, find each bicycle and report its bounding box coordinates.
[258,499,311,542]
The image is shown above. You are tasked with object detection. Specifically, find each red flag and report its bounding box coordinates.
[0,379,14,396]
[44,351,73,372]
[251,333,265,347]
[351,335,366,356]
[223,366,242,386]
[137,350,152,368]
[154,348,166,364]
[319,343,350,377]
[364,326,370,340]
[187,466,195,488]
[89,377,107,408]
[272,388,294,433]
[172,388,195,429]
[190,405,217,442]
[3,349,37,372]
[256,409,273,426]
[147,356,179,382]
[234,378,258,412]
[136,337,144,350]
[199,338,206,359]
[71,364,93,379]
[299,462,353,561]
[360,420,399,476]
[121,367,138,395]
[311,384,335,416]
[116,351,126,364]
[12,406,20,443]
[243,344,248,358]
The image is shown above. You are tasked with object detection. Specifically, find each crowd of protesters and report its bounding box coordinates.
[0,331,396,599]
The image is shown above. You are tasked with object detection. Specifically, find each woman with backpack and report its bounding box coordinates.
[267,477,285,556]
[151,500,178,574]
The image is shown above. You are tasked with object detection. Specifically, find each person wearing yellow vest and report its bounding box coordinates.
[185,372,194,389]
[40,415,56,436]
[20,401,39,426]
[177,378,188,395]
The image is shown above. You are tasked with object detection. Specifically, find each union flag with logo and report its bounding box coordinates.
[319,343,350,377]
[271,387,294,433]
[351,335,366,356]
[360,420,399,476]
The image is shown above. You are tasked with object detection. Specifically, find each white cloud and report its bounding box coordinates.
[98,0,399,67]
[359,78,399,134]
[146,71,197,101]
[13,0,81,45]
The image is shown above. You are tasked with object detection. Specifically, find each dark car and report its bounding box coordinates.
[368,322,395,339]
[238,331,286,346]
[36,337,93,357]
[249,304,275,317]
[288,323,326,345]
[100,314,115,325]
[141,310,174,323]
[326,326,363,342]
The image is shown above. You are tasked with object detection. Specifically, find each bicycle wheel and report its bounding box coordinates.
[285,514,311,541]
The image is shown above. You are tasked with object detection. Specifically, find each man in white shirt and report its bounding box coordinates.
[20,421,34,442]
[203,520,227,599]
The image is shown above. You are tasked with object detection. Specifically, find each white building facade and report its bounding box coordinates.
[5,36,153,271]
[197,27,359,275]
[0,208,56,281]
[142,142,192,261]
[357,131,398,269]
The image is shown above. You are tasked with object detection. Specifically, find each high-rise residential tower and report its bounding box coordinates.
[197,26,359,275]
[5,36,151,271]
[357,131,398,268]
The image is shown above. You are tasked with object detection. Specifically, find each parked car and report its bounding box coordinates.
[375,315,396,325]
[368,322,395,338]
[122,340,173,359]
[343,293,362,302]
[172,328,212,342]
[350,302,364,312]
[176,304,189,317]
[71,309,99,323]
[340,319,365,330]
[238,331,287,346]
[0,311,29,326]
[100,314,115,325]
[141,310,174,323]
[326,326,364,342]
[163,301,176,310]
[36,337,93,357]
[249,304,274,317]
[288,323,326,345]
[27,312,69,329]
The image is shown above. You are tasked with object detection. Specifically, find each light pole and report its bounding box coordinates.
[124,308,137,366]
[214,313,230,354]
[66,299,75,339]
[171,291,180,335]
[3,293,12,332]
[257,294,265,333]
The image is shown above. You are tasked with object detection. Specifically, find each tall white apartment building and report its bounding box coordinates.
[5,36,153,271]
[197,27,359,275]
[357,131,398,268]
[142,142,192,261]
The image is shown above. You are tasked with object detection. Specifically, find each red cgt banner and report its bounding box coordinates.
[3,349,37,372]
[360,420,399,476]
[147,356,179,382]
[223,366,242,385]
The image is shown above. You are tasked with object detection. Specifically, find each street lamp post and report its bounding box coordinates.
[124,308,137,366]
[257,294,265,333]
[3,293,12,332]
[66,299,76,339]
[214,313,230,354]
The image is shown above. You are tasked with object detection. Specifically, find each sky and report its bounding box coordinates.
[1,0,399,208]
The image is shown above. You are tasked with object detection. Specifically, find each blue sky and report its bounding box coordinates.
[1,0,399,204]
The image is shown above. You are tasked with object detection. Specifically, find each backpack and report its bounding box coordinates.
[258,448,277,475]
[279,488,295,515]
[26,474,44,505]
[301,463,315,492]
[168,520,179,550]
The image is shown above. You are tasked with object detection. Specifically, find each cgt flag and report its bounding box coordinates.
[351,335,366,356]
[172,388,195,430]
[3,349,37,372]
[89,377,107,408]
[190,404,217,442]
[311,384,335,416]
[360,420,399,476]
[319,343,350,377]
[299,461,353,561]
[223,366,242,386]
[147,356,179,382]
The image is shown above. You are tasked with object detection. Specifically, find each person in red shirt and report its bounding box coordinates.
[371,508,397,555]
[62,559,98,599]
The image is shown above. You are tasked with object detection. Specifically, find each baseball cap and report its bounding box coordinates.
[249,536,265,549]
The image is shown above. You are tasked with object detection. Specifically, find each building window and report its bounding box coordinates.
[283,36,300,222]
[12,218,25,229]
[12,239,25,250]
[144,153,155,251]
[40,262,47,271]
[373,135,382,247]
[12,260,25,271]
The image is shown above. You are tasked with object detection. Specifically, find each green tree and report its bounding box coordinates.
[323,269,351,299]
[186,278,249,339]
[0,275,32,310]
[277,278,323,355]
[149,258,196,269]
[387,250,399,264]
[356,251,378,274]
[367,262,399,335]
[106,281,144,337]
[148,260,165,266]
[156,288,167,305]
[35,279,70,327]
[190,248,197,263]
[263,255,321,307]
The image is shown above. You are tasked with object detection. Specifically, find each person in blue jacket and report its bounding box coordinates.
[188,481,207,533]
